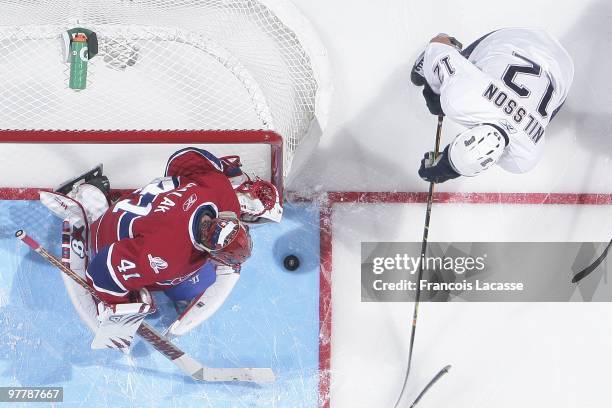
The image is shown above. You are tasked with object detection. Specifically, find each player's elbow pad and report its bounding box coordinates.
[448,124,507,176]
[86,245,130,300]
[165,147,223,177]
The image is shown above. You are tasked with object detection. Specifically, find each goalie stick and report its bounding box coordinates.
[15,229,275,383]
[571,238,611,283]
[393,116,451,408]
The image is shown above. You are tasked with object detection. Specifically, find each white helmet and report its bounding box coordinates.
[448,124,507,176]
[235,176,283,224]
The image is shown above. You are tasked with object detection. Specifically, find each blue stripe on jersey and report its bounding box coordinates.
[88,246,128,296]
[164,148,223,176]
[117,193,157,239]
[141,192,156,206]
[118,212,137,240]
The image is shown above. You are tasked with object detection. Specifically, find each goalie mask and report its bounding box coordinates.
[199,212,252,267]
[235,177,283,224]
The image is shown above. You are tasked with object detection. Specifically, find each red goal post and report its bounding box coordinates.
[0,0,332,201]
[0,130,284,200]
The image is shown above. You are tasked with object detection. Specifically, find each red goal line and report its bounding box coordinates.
[320,191,612,206]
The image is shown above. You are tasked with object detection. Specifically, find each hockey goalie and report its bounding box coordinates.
[40,147,283,350]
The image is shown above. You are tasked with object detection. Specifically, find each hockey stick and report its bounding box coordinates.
[393,116,451,408]
[571,238,611,283]
[409,365,451,408]
[15,229,275,383]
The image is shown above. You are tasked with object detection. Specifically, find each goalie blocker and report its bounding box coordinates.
[41,148,282,351]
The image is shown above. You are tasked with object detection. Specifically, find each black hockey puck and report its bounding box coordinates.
[283,255,300,271]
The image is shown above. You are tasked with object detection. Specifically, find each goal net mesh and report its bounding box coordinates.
[0,0,329,180]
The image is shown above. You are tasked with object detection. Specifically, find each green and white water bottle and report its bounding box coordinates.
[69,33,89,90]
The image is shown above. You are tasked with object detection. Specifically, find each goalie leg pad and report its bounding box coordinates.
[67,183,109,224]
[54,164,110,223]
[40,191,91,228]
[40,191,99,333]
[41,185,109,227]
[165,265,239,337]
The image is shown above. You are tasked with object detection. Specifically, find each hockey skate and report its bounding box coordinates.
[55,164,110,199]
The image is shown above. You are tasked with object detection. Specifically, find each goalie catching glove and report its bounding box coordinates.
[220,155,283,224]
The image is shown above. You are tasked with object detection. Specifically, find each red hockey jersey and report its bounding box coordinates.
[87,148,241,304]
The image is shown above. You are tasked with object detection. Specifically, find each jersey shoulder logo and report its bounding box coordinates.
[183,193,198,212]
[148,254,169,274]
[498,119,517,134]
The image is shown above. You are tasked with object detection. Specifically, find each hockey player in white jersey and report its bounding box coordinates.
[411,28,574,183]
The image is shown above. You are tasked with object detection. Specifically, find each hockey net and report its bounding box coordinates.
[0,0,331,194]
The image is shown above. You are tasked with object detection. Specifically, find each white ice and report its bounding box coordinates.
[0,0,610,406]
[292,0,611,194]
[290,0,611,406]
[330,202,611,407]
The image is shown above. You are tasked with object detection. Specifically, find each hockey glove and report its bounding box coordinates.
[447,36,463,50]
[423,84,444,116]
[418,145,460,183]
[410,50,426,86]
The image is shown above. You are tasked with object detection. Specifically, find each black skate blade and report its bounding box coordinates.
[55,164,103,195]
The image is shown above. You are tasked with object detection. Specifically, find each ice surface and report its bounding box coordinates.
[291,0,611,195]
[0,201,321,407]
[1,0,611,407]
[280,1,612,404]
[330,202,611,408]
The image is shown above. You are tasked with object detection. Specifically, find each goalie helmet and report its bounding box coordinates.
[235,176,283,224]
[199,212,252,268]
[448,124,507,176]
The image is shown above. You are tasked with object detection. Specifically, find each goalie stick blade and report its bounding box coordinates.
[572,239,611,283]
[192,367,275,383]
[172,354,275,383]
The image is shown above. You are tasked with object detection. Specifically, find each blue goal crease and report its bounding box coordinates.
[0,200,321,408]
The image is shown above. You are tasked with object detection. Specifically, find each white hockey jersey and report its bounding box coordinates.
[423,28,574,173]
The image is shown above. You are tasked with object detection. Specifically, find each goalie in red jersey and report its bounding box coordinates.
[40,148,283,350]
